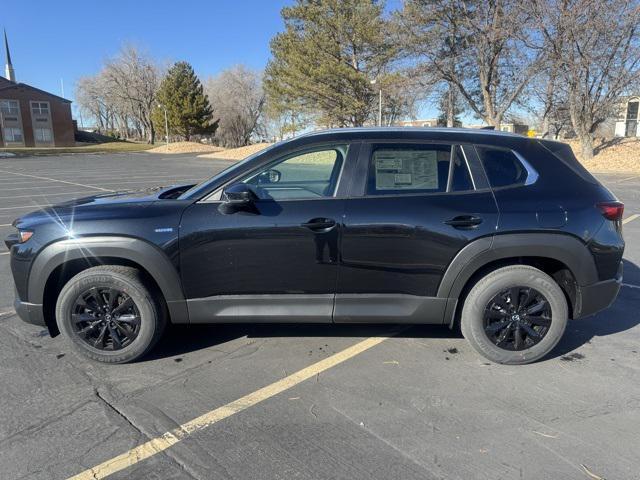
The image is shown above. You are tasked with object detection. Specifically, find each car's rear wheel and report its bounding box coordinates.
[460,265,568,365]
[56,266,166,363]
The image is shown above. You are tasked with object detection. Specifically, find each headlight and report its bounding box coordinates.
[4,229,33,249]
[19,230,34,243]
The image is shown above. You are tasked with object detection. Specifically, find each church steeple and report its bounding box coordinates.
[4,29,15,82]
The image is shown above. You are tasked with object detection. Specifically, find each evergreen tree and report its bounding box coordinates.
[153,62,215,141]
[265,0,394,127]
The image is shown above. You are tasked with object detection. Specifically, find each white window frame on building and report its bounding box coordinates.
[3,126,24,143]
[0,98,25,146]
[29,100,55,146]
[31,101,50,116]
[0,99,19,115]
[615,96,640,137]
[34,127,53,143]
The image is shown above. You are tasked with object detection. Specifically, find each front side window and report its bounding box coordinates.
[367,144,473,195]
[476,146,528,188]
[0,100,19,115]
[3,127,23,142]
[242,145,347,200]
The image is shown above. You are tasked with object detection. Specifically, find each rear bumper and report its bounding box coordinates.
[14,290,45,327]
[574,262,623,319]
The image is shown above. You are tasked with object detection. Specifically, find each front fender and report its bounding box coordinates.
[29,236,189,323]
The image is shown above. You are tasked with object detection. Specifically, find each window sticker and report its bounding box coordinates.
[374,149,438,190]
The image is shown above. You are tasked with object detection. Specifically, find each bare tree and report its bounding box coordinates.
[397,0,544,127]
[532,0,640,158]
[76,74,115,133]
[206,65,265,148]
[101,45,161,144]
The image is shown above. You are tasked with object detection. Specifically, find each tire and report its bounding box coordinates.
[56,266,167,364]
[460,265,568,365]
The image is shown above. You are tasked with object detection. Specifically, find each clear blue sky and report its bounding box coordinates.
[2,0,291,103]
[2,0,429,120]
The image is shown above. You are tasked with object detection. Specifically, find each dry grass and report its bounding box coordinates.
[0,142,155,156]
[148,141,224,154]
[199,143,273,160]
[566,137,640,173]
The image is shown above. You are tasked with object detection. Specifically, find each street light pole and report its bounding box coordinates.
[378,88,382,127]
[370,78,382,127]
[158,103,169,149]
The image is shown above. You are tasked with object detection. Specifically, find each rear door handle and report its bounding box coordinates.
[444,215,483,229]
[301,218,337,231]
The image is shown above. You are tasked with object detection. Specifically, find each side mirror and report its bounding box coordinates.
[258,169,281,184]
[219,183,258,214]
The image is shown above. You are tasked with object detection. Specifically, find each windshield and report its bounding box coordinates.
[178,143,280,200]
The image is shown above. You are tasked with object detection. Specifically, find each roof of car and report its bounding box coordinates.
[300,126,525,139]
[291,127,531,146]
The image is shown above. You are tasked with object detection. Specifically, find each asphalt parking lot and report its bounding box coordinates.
[0,152,639,480]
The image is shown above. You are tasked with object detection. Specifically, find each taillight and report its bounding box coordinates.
[597,201,624,221]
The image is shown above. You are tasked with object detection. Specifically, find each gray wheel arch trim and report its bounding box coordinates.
[437,233,599,324]
[29,236,189,323]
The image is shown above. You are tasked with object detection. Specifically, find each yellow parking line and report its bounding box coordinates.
[67,332,399,480]
[622,214,639,225]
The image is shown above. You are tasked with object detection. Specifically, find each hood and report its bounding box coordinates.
[13,183,195,229]
[52,183,197,208]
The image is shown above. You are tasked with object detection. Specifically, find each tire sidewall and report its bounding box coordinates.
[56,271,158,363]
[461,267,568,365]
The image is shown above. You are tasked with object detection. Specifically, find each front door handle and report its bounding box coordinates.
[301,218,337,231]
[444,215,483,229]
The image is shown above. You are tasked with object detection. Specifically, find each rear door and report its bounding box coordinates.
[334,141,499,323]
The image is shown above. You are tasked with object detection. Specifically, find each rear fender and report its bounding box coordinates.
[438,233,599,326]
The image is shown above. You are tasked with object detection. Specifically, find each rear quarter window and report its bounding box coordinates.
[538,140,599,185]
[476,146,529,188]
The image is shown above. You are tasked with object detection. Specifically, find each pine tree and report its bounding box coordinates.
[264,0,394,127]
[153,62,215,141]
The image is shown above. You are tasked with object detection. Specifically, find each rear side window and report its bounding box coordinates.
[476,147,528,188]
[367,144,473,195]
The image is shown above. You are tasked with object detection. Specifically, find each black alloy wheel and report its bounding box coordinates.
[483,286,552,351]
[71,286,141,351]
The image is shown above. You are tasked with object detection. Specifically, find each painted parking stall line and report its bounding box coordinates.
[0,204,53,211]
[0,169,113,192]
[66,332,401,480]
[622,214,639,225]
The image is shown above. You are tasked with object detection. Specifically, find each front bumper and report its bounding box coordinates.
[14,290,45,327]
[574,262,623,319]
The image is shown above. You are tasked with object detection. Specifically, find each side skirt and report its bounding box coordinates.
[333,294,448,324]
[187,294,334,323]
[186,294,450,324]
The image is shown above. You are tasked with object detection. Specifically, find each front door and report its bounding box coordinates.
[180,143,352,323]
[335,142,499,323]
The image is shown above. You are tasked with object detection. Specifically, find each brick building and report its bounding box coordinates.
[0,30,75,147]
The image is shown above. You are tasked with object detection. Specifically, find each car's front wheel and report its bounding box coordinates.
[56,266,166,363]
[460,265,568,365]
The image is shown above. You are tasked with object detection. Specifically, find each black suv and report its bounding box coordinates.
[5,128,624,365]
